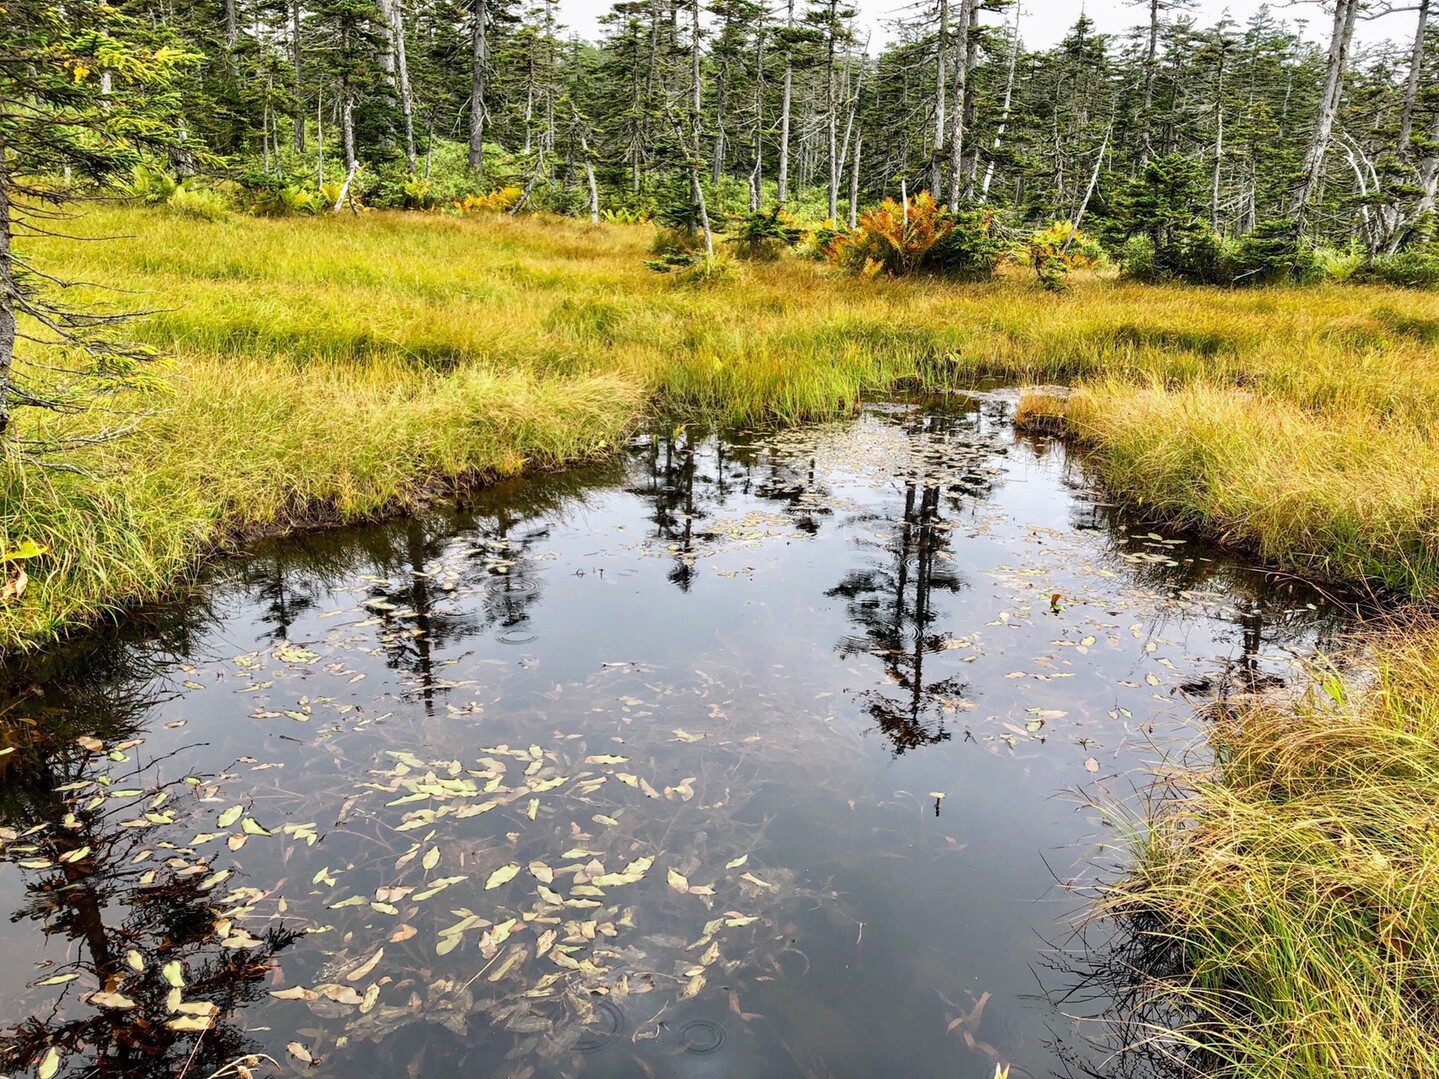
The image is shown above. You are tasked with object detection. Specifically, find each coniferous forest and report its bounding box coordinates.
[7,0,1437,277]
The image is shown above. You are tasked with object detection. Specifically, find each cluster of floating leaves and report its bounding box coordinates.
[0,631,841,1079]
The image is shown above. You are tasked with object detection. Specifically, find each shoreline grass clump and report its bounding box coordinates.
[1017,384,1439,597]
[1099,626,1439,1077]
[2,358,639,646]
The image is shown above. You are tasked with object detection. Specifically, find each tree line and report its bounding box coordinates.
[73,0,1435,246]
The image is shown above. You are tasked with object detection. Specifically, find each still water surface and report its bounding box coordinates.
[0,396,1354,1079]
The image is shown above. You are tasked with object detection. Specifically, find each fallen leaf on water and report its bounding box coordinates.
[345,947,383,982]
[1084,758,1100,773]
[38,1048,60,1079]
[667,869,690,892]
[486,863,521,889]
[87,991,137,1010]
[165,1018,215,1035]
[287,1042,314,1065]
[270,986,319,1001]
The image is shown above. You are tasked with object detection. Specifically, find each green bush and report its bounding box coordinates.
[1317,245,1369,283]
[168,184,231,221]
[129,164,177,205]
[931,208,1008,281]
[1367,249,1439,289]
[249,184,320,217]
[726,207,802,261]
[1232,218,1322,286]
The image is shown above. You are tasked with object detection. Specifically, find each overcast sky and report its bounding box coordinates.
[553,0,1412,52]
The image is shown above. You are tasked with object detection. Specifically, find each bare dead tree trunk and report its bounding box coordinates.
[750,27,765,210]
[468,0,489,173]
[341,88,357,172]
[849,128,862,228]
[946,0,972,205]
[825,6,840,222]
[1416,110,1439,222]
[291,0,305,152]
[0,135,13,445]
[335,160,360,212]
[981,5,1020,201]
[960,0,980,193]
[1063,122,1110,254]
[1293,0,1358,218]
[1399,0,1431,156]
[931,0,948,199]
[1140,0,1159,165]
[225,0,238,51]
[691,0,714,256]
[777,0,795,205]
[378,0,417,168]
[316,92,325,186]
[1212,103,1223,232]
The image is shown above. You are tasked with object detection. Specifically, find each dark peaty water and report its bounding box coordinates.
[0,395,1356,1079]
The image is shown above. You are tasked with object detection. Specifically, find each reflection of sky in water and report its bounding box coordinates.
[0,397,1358,1079]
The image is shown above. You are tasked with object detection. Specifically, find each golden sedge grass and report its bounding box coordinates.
[8,205,1439,644]
[1098,626,1439,1078]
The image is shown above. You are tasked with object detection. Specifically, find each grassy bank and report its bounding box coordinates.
[11,207,1439,1075]
[1097,629,1439,1077]
[8,205,1439,645]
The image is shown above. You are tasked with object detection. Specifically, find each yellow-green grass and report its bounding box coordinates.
[1016,384,1439,596]
[7,204,1439,648]
[1098,627,1439,1077]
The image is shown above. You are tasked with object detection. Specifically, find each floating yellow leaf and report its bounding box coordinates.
[485,863,521,889]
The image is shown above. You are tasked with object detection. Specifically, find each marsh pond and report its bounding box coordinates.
[0,395,1357,1079]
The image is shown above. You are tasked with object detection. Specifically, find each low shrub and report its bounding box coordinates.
[1317,244,1369,283]
[1028,220,1105,290]
[828,194,1003,280]
[167,184,231,221]
[129,164,177,205]
[249,184,321,217]
[1367,249,1439,289]
[1232,218,1322,286]
[455,186,524,214]
[726,207,802,261]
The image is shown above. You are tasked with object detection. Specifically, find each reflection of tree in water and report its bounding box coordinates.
[0,635,298,1079]
[628,427,734,591]
[626,425,836,589]
[234,465,623,706]
[829,412,995,754]
[1064,475,1364,694]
